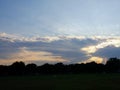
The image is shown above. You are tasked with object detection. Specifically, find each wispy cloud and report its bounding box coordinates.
[81,37,120,54]
[0,47,68,65]
[0,32,86,42]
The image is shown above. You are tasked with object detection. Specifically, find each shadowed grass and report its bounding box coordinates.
[0,74,120,90]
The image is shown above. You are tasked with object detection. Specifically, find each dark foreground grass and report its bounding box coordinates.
[0,74,120,90]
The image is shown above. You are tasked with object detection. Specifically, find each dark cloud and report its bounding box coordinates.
[93,46,120,59]
[1,33,120,64]
[0,37,97,63]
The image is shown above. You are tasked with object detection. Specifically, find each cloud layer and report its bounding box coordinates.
[0,32,120,65]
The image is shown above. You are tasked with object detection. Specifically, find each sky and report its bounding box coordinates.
[0,0,120,65]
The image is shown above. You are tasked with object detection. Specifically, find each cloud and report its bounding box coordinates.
[80,37,120,63]
[0,47,68,65]
[93,46,120,58]
[78,56,104,64]
[0,32,100,43]
[1,32,120,65]
[81,37,120,54]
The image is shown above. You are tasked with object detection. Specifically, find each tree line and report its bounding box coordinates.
[0,57,120,76]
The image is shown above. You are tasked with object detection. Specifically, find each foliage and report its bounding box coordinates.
[0,58,120,76]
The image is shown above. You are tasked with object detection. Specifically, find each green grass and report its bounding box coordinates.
[0,74,120,90]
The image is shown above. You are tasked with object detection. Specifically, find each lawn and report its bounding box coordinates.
[0,74,120,90]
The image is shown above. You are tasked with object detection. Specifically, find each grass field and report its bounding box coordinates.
[0,74,120,90]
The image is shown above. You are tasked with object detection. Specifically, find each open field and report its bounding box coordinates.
[0,74,120,90]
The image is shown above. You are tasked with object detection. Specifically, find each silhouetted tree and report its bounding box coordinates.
[105,58,120,73]
[54,63,66,74]
[37,63,54,74]
[9,61,25,75]
[0,57,120,76]
[0,65,9,76]
[26,63,37,75]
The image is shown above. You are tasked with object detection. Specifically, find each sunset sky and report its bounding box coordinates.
[0,0,120,65]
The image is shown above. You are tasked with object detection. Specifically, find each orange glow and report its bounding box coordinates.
[78,56,104,64]
[0,47,68,65]
[88,57,103,63]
